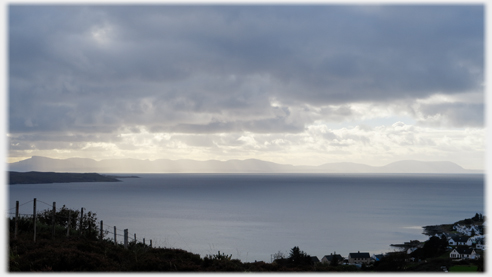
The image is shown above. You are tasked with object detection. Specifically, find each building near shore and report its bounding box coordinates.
[348,251,371,265]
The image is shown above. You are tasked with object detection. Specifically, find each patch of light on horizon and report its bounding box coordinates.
[401,226,425,230]
[8,157,29,163]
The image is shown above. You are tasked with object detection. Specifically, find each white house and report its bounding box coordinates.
[448,236,472,246]
[475,238,485,250]
[449,248,479,260]
[448,237,457,245]
[453,224,482,236]
[348,251,371,265]
[321,253,343,264]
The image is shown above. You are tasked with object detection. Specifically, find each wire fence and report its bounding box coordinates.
[8,198,153,248]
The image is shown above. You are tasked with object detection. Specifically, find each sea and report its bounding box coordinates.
[7,173,485,263]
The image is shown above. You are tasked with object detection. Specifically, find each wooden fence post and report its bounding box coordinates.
[134,233,136,243]
[150,239,152,248]
[100,220,103,241]
[14,201,19,239]
[114,226,117,245]
[33,198,36,242]
[51,202,56,239]
[79,207,84,235]
[124,229,128,249]
[67,210,71,237]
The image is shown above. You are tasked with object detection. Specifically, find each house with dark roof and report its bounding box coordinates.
[348,251,371,264]
[321,253,344,264]
[310,256,320,264]
[450,247,479,259]
[448,236,472,246]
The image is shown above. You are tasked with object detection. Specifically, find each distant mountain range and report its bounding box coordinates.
[7,156,483,174]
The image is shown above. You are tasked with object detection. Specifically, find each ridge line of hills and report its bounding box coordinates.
[7,156,482,174]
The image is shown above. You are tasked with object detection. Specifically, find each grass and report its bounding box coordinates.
[449,265,478,272]
[438,251,452,259]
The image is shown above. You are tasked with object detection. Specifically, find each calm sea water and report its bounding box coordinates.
[8,173,484,263]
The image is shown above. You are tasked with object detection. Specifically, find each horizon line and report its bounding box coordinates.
[7,155,484,172]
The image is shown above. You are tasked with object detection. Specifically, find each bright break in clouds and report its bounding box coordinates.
[8,5,485,169]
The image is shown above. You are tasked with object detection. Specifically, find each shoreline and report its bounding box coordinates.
[8,171,125,185]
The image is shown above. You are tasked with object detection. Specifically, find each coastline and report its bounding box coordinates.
[8,171,123,184]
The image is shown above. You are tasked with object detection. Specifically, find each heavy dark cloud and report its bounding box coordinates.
[9,4,484,138]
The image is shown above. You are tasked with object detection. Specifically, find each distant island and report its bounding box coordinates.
[7,156,483,174]
[8,171,126,185]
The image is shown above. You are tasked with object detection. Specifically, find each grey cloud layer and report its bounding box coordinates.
[9,5,484,136]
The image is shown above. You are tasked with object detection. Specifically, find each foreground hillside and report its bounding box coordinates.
[8,207,484,272]
[8,224,355,272]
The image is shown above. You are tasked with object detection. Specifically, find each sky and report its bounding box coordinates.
[6,4,486,170]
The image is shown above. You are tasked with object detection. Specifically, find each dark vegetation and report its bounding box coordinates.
[8,207,358,272]
[371,251,484,272]
[8,207,485,272]
[8,171,121,184]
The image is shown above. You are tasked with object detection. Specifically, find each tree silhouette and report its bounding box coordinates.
[288,246,311,266]
[411,236,448,259]
[373,251,408,271]
[330,252,339,267]
[473,213,480,221]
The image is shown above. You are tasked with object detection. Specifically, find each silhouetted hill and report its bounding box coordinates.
[315,162,377,173]
[8,171,121,184]
[7,156,481,174]
[378,160,471,174]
